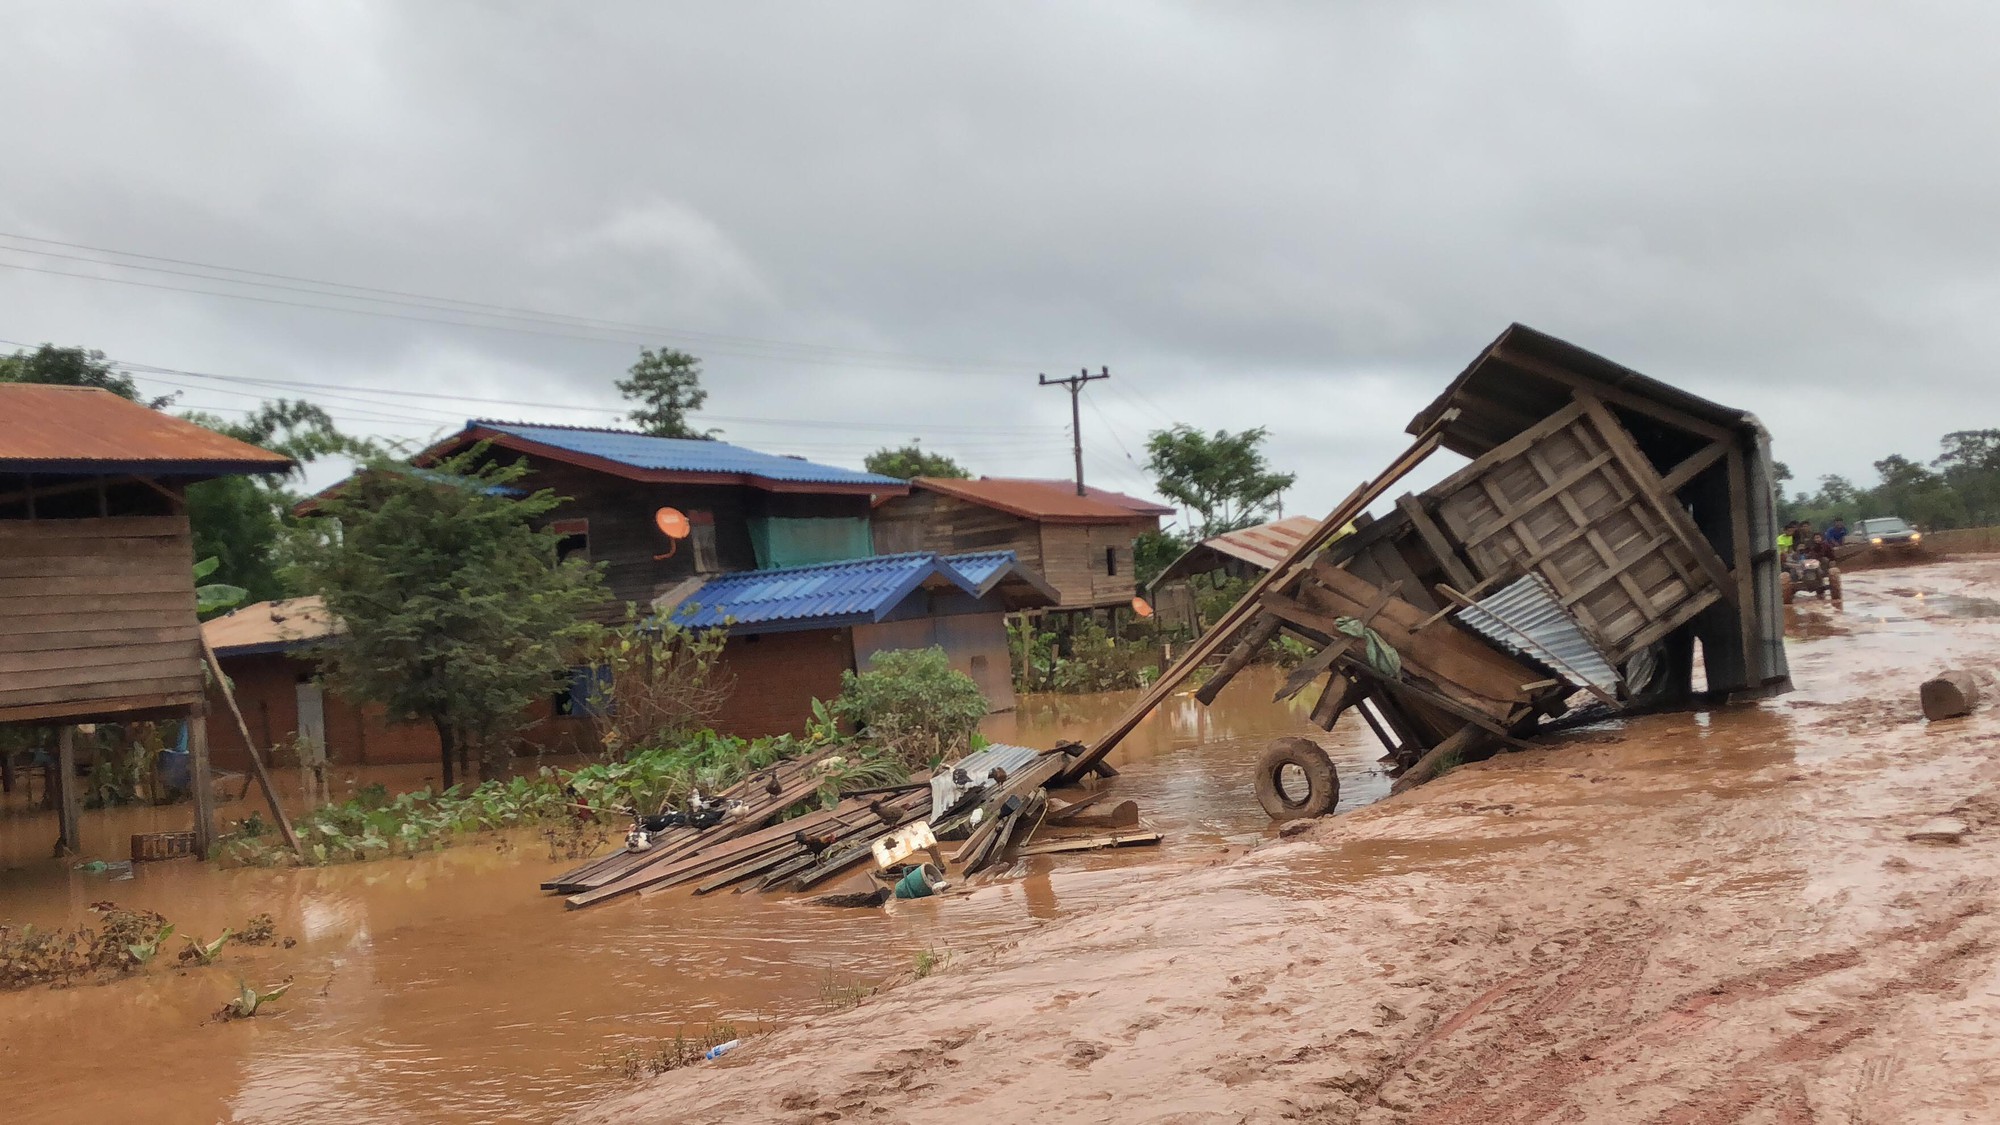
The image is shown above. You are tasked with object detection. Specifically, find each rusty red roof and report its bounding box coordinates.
[0,385,294,477]
[912,477,1173,524]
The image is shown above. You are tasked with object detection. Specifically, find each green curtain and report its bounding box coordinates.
[748,517,874,569]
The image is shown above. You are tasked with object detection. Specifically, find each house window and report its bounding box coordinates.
[689,511,720,573]
[552,518,590,564]
[1105,546,1119,576]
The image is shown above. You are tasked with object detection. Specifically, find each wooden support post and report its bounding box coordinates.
[1725,448,1760,686]
[189,709,216,860]
[201,637,303,860]
[1390,725,1486,794]
[53,726,81,858]
[1397,493,1478,591]
[1194,615,1281,706]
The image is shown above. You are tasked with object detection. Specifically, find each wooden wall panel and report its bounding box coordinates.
[0,515,203,722]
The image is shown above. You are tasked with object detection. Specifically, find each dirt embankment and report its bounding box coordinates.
[578,561,2000,1125]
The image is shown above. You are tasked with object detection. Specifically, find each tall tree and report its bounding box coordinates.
[289,448,608,786]
[0,343,172,406]
[183,401,375,604]
[617,347,714,439]
[1143,425,1296,537]
[863,442,970,480]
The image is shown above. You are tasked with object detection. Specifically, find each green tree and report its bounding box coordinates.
[1132,528,1191,589]
[863,442,970,480]
[289,447,608,786]
[1143,425,1295,537]
[0,343,162,404]
[617,347,713,439]
[183,401,374,605]
[1936,429,2000,526]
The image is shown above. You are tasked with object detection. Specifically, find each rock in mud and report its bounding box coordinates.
[1920,669,1979,720]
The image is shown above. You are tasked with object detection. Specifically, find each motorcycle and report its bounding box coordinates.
[1782,555,1840,603]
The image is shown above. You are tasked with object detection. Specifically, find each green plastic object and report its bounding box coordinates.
[894,863,941,899]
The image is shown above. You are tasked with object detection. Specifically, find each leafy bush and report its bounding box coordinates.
[0,902,175,990]
[587,617,735,758]
[834,647,988,769]
[1008,617,1159,694]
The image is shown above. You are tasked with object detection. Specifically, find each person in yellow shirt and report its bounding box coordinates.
[1776,521,1797,556]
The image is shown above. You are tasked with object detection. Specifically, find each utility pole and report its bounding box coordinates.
[1040,366,1109,496]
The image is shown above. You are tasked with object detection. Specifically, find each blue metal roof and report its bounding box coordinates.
[668,553,982,635]
[943,550,1018,592]
[466,421,904,489]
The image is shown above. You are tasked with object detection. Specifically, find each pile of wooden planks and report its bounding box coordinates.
[546,746,1165,911]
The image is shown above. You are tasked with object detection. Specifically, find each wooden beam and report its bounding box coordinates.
[1660,440,1730,495]
[1493,347,1734,443]
[189,710,215,860]
[1457,451,1616,552]
[1726,448,1760,684]
[1017,830,1161,856]
[1573,389,1738,607]
[201,637,303,860]
[1194,614,1282,706]
[54,726,81,857]
[1062,417,1452,779]
[1396,494,1477,590]
[1390,725,1488,794]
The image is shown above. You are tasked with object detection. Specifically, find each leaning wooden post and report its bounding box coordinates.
[189,707,216,859]
[199,637,304,860]
[1390,725,1486,795]
[53,725,81,857]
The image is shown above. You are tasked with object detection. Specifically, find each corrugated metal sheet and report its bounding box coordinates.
[667,553,980,634]
[914,477,1172,523]
[1455,574,1621,697]
[0,385,294,476]
[945,550,1060,609]
[1201,515,1321,570]
[465,421,906,489]
[203,596,338,657]
[930,742,1044,820]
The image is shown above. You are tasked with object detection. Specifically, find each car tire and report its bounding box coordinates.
[1253,737,1339,822]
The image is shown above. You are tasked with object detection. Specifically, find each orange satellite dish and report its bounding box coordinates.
[1131,596,1154,618]
[654,508,691,539]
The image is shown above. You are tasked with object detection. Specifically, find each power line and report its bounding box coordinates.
[0,233,1038,374]
[1039,366,1111,497]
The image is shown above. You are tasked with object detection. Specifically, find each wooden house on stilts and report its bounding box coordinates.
[0,385,291,857]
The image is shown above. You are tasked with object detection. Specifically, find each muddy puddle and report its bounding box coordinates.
[0,665,1352,1125]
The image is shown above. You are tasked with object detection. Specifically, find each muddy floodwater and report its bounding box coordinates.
[0,666,1365,1124]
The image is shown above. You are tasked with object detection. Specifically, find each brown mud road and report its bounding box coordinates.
[581,559,2000,1124]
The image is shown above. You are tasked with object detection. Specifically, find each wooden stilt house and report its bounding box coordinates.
[0,385,292,857]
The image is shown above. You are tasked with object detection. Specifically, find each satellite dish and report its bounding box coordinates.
[1130,596,1154,619]
[654,508,691,539]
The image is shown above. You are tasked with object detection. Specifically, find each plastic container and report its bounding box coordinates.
[704,1039,741,1061]
[893,862,946,899]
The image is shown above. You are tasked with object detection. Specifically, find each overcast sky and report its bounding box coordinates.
[3,2,1996,523]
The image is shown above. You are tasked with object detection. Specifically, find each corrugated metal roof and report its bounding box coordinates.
[912,477,1172,523]
[930,742,1045,820]
[0,385,295,477]
[1200,515,1321,570]
[1455,574,1621,697]
[666,553,981,635]
[945,550,1060,609]
[451,421,907,493]
[203,596,339,657]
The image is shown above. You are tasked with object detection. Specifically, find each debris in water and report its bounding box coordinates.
[1920,669,1980,720]
[1907,818,1971,845]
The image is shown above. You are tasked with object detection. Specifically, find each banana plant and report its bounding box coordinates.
[193,556,247,617]
[127,923,175,965]
[224,977,293,1019]
[181,929,232,966]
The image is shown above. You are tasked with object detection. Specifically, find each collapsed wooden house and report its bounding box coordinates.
[1065,324,1790,813]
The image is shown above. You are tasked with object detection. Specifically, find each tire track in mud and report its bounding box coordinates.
[1381,896,1994,1125]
